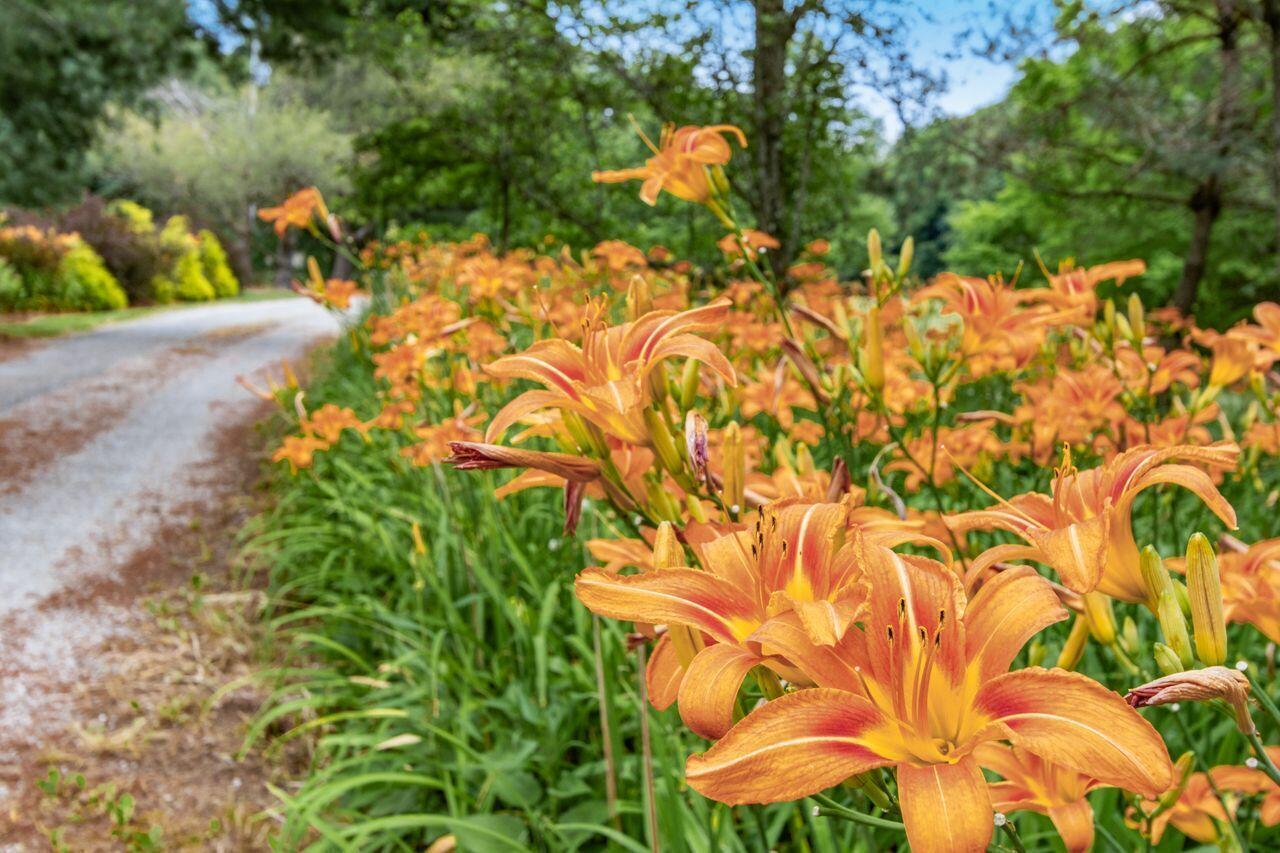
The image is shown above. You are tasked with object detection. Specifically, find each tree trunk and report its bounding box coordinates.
[1174,180,1221,315]
[751,0,794,279]
[1173,0,1240,315]
[273,231,294,289]
[1263,0,1280,280]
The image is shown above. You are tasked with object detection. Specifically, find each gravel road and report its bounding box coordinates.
[0,296,341,772]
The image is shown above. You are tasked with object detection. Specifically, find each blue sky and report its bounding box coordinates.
[874,0,1055,132]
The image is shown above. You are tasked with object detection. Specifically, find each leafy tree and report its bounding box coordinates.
[0,0,192,206]
[93,79,352,283]
[943,1,1272,319]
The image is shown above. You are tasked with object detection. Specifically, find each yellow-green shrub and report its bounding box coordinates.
[198,230,239,297]
[169,249,216,301]
[108,200,156,235]
[54,241,128,310]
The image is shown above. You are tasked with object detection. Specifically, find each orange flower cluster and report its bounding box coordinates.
[261,138,1280,850]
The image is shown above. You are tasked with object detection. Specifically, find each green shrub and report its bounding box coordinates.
[54,241,128,310]
[107,200,156,235]
[60,196,166,304]
[169,249,215,301]
[197,230,239,297]
[0,257,23,308]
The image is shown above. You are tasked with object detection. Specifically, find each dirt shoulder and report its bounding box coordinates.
[0,397,306,850]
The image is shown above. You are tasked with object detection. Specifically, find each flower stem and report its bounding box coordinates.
[810,793,905,831]
[1245,727,1280,787]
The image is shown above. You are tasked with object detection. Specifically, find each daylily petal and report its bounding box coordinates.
[975,667,1172,797]
[1129,463,1237,530]
[646,634,683,711]
[684,688,895,804]
[485,389,581,442]
[573,567,757,645]
[1028,511,1110,593]
[484,339,586,393]
[677,643,762,739]
[897,756,993,853]
[747,612,864,693]
[1047,800,1095,853]
[964,565,1067,681]
[641,334,737,387]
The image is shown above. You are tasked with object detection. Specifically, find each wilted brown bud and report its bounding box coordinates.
[684,410,709,483]
[446,441,601,482]
[1125,666,1255,734]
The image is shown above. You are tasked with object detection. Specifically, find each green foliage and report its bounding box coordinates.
[0,257,22,308]
[0,0,191,206]
[55,242,129,311]
[197,230,239,298]
[107,201,156,235]
[94,80,352,277]
[167,250,215,302]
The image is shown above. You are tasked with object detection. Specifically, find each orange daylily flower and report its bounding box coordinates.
[1128,771,1234,844]
[1208,335,1256,387]
[1043,259,1145,317]
[483,300,735,445]
[1208,747,1280,827]
[915,274,1054,377]
[592,123,746,207]
[949,443,1239,602]
[977,742,1106,852]
[716,229,779,261]
[272,434,330,473]
[575,500,870,738]
[258,187,329,237]
[683,556,1172,853]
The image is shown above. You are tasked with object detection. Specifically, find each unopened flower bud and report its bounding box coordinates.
[794,444,815,477]
[1083,591,1117,646]
[626,274,652,321]
[896,236,914,280]
[1153,642,1184,676]
[651,521,684,570]
[1057,616,1090,671]
[1126,666,1254,734]
[679,357,701,410]
[867,228,882,270]
[643,408,684,476]
[1157,588,1194,669]
[1140,545,1172,610]
[1186,533,1228,666]
[1157,753,1196,810]
[721,422,745,511]
[1121,616,1140,657]
[1103,299,1117,335]
[1127,292,1145,341]
[860,306,885,392]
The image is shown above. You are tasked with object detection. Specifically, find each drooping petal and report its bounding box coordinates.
[484,339,587,393]
[645,634,683,711]
[897,756,993,853]
[640,334,737,387]
[1046,800,1095,853]
[975,667,1173,797]
[485,389,581,442]
[1027,510,1110,593]
[964,565,1067,681]
[573,567,757,645]
[962,542,1050,590]
[677,643,762,739]
[684,688,895,804]
[1128,463,1237,530]
[747,612,864,693]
